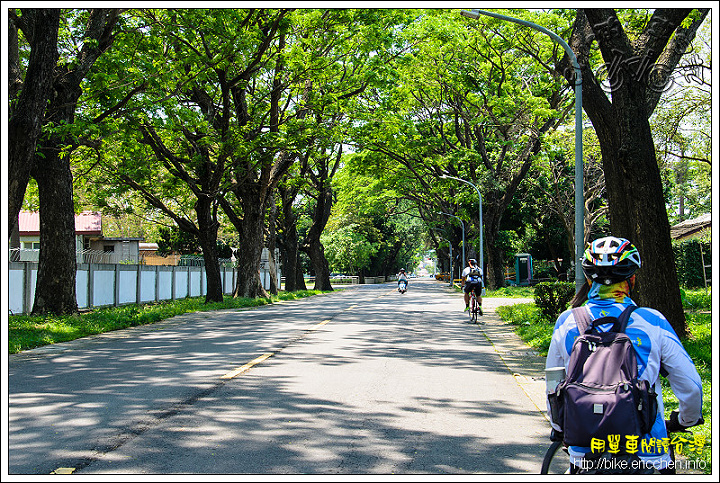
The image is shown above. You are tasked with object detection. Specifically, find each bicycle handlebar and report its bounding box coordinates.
[664,410,704,433]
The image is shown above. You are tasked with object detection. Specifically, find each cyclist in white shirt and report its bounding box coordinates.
[461,258,483,314]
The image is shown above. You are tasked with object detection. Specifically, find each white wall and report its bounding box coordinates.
[8,262,276,315]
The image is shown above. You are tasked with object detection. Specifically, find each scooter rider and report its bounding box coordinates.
[397,268,409,292]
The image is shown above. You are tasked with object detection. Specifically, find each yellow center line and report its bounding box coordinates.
[221,352,274,380]
[221,317,335,379]
[310,319,332,330]
[220,296,374,380]
[50,468,76,474]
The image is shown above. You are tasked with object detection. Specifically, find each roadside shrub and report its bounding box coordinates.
[673,236,711,288]
[534,281,575,321]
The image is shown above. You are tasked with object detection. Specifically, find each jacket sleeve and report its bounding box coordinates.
[546,310,572,371]
[545,313,571,431]
[658,313,704,426]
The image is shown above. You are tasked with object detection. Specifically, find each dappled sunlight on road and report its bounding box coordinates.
[9,279,548,475]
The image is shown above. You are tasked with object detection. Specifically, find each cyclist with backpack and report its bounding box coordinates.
[545,236,703,473]
[461,258,484,314]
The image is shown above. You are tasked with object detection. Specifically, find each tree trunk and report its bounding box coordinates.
[266,191,279,295]
[195,198,224,303]
[302,186,334,291]
[8,9,60,236]
[561,8,705,337]
[594,92,686,336]
[483,212,506,291]
[268,247,279,295]
[295,261,307,291]
[233,238,267,299]
[198,236,223,303]
[280,229,302,292]
[278,185,303,292]
[30,142,78,315]
[224,190,269,299]
[307,240,333,291]
[20,9,120,316]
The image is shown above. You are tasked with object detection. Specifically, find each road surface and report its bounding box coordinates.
[7,278,550,475]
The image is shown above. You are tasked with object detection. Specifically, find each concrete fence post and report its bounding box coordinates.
[88,263,95,308]
[136,264,142,305]
[23,263,33,314]
[114,264,120,306]
[155,265,160,302]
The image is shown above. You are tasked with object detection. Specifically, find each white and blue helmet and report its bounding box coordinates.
[581,236,641,285]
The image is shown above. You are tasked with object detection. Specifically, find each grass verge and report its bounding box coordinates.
[486,286,536,298]
[496,287,712,474]
[8,290,327,355]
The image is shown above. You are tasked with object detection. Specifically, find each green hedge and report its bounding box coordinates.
[673,237,711,288]
[533,281,575,321]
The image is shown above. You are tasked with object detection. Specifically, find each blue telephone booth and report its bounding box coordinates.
[515,253,533,286]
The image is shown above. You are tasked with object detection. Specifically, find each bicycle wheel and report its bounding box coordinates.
[541,440,570,474]
[470,297,478,323]
[474,298,483,324]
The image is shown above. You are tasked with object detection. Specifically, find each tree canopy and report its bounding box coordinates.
[9,8,711,336]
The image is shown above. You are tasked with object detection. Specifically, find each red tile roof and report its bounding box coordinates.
[18,211,103,236]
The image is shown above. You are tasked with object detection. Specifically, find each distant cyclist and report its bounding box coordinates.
[461,258,483,314]
[397,268,409,292]
[546,236,703,473]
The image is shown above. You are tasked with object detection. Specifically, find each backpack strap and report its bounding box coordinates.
[571,306,593,334]
[614,305,638,333]
[572,305,637,334]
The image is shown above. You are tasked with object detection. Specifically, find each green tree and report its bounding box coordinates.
[9,9,124,315]
[156,227,200,256]
[527,128,609,263]
[354,9,575,289]
[96,9,293,301]
[651,18,711,223]
[322,221,379,276]
[324,155,424,279]
[560,8,709,336]
[270,9,414,291]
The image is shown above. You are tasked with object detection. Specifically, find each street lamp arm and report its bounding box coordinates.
[438,175,483,273]
[436,211,465,267]
[440,175,480,198]
[459,9,585,290]
[461,9,581,78]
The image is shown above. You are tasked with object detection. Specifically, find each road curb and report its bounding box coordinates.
[474,298,549,423]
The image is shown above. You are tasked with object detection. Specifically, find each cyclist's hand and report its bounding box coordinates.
[665,410,704,433]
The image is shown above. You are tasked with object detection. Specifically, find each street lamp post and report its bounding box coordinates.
[445,238,453,287]
[460,9,585,290]
[437,211,465,272]
[440,175,483,277]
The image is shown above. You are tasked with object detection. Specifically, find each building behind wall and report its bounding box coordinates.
[13,211,142,264]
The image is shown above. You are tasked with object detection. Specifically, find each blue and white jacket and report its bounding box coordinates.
[545,285,703,468]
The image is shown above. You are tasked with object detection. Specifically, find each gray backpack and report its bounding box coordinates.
[548,305,657,448]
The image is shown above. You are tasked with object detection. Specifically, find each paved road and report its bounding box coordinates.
[7,278,550,475]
